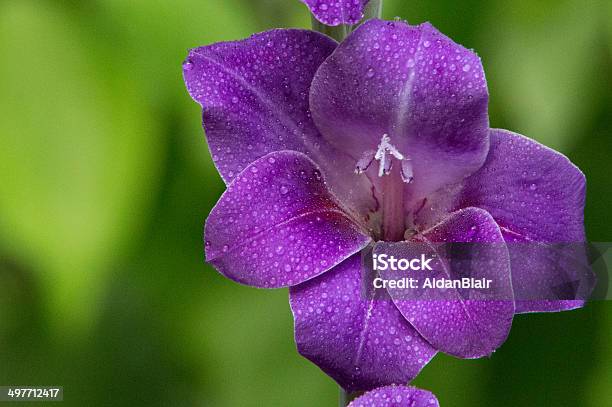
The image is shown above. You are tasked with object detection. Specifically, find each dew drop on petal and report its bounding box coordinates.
[183,59,194,71]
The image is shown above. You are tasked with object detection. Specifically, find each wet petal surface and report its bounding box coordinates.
[379,208,514,358]
[310,20,490,202]
[184,28,378,224]
[183,29,336,183]
[301,0,369,26]
[206,151,370,288]
[348,384,439,407]
[290,253,437,392]
[456,129,587,313]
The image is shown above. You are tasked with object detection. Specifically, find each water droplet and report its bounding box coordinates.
[366,67,375,78]
[183,59,194,71]
[280,186,289,194]
[423,40,431,48]
[462,64,471,72]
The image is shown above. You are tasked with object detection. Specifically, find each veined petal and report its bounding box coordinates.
[348,385,439,407]
[455,129,589,313]
[184,29,377,223]
[290,253,437,393]
[206,151,370,288]
[379,208,514,359]
[310,20,489,202]
[300,0,369,26]
[184,29,336,183]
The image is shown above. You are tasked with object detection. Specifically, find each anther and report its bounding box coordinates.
[354,134,414,183]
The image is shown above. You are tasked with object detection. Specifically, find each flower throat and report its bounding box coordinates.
[355,134,412,241]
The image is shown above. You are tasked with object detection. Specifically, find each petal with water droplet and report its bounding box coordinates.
[184,29,378,224]
[455,129,588,313]
[379,207,514,359]
[290,253,437,392]
[206,151,370,288]
[300,0,370,26]
[184,29,336,183]
[348,384,439,407]
[310,20,489,202]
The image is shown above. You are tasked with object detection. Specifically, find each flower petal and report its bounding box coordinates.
[206,151,370,288]
[183,29,336,183]
[184,29,378,223]
[310,20,489,201]
[455,129,588,313]
[379,207,514,358]
[348,385,439,407]
[290,253,437,393]
[300,0,369,26]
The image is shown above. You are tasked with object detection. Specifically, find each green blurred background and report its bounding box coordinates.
[1,0,611,405]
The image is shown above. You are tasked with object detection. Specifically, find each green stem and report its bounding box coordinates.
[339,387,349,407]
[310,16,351,42]
[363,0,383,20]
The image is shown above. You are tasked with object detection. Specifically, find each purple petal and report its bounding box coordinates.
[300,0,369,26]
[379,208,514,358]
[183,29,378,223]
[455,129,587,313]
[310,20,489,202]
[290,254,437,392]
[206,151,370,288]
[499,241,591,314]
[348,385,439,407]
[183,29,336,183]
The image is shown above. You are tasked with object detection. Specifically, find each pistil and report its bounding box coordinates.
[381,165,406,241]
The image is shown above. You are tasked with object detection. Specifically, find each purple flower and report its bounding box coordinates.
[300,0,370,26]
[347,385,439,407]
[183,20,587,391]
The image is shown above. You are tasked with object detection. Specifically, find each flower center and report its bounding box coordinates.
[354,134,414,242]
[354,134,413,183]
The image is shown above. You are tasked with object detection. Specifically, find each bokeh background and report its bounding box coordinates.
[1,0,611,405]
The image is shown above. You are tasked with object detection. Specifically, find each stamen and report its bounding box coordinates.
[355,134,414,183]
[355,149,376,174]
[400,159,413,183]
